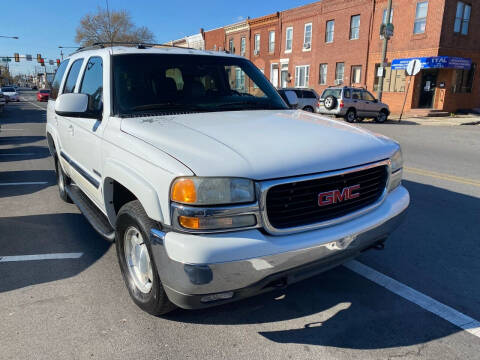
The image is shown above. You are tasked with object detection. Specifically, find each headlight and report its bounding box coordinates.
[171,177,255,205]
[389,148,403,191]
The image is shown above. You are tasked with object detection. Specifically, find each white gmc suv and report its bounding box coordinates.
[46,45,409,315]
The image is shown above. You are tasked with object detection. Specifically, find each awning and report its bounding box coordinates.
[391,56,471,70]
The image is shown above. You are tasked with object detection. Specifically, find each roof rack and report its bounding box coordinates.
[70,41,195,55]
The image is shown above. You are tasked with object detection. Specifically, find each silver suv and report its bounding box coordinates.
[317,86,390,123]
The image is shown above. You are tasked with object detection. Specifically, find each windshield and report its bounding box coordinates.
[112,54,287,116]
[2,87,14,92]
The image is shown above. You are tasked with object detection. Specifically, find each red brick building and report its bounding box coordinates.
[199,0,479,114]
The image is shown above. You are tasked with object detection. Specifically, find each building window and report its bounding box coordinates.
[350,15,360,40]
[454,2,471,35]
[295,65,310,87]
[240,37,246,56]
[351,65,362,84]
[235,68,246,92]
[229,38,234,53]
[373,64,406,92]
[319,64,328,85]
[453,64,476,93]
[414,1,428,34]
[269,31,275,53]
[304,23,312,49]
[285,27,293,52]
[335,62,344,84]
[254,34,260,54]
[325,20,335,43]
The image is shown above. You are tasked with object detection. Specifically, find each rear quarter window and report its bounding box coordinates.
[321,89,342,99]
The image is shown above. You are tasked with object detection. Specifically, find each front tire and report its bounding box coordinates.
[345,109,357,123]
[375,109,389,123]
[115,200,176,316]
[55,157,72,203]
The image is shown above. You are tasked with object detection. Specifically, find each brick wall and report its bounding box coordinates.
[204,27,225,51]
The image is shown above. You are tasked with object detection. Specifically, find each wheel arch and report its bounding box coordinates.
[103,160,165,227]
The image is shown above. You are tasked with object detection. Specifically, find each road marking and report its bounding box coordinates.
[26,101,47,111]
[0,182,48,186]
[345,260,480,338]
[0,153,36,156]
[404,166,480,187]
[0,253,83,262]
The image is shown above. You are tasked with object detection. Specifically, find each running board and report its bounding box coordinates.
[66,185,115,241]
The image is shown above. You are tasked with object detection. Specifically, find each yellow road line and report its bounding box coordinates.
[404,166,480,187]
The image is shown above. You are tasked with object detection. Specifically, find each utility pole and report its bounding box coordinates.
[376,0,393,101]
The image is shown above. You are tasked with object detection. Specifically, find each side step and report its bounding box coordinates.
[66,185,115,241]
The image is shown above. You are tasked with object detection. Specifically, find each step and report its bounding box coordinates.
[406,109,450,118]
[66,185,115,241]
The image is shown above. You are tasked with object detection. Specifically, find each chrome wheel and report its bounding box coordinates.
[376,111,387,123]
[324,98,332,108]
[124,226,153,294]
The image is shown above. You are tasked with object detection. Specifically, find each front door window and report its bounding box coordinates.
[418,69,438,108]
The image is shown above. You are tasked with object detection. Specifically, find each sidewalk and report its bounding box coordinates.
[386,113,480,126]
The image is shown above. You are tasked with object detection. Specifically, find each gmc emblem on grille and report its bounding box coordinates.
[318,184,361,207]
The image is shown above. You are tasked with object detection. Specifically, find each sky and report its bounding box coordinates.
[1,0,313,75]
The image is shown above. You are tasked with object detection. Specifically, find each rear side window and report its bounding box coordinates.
[352,89,362,100]
[294,90,303,98]
[63,59,84,94]
[303,91,316,99]
[80,57,103,112]
[343,89,351,98]
[50,60,69,100]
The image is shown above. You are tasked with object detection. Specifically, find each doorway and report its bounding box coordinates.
[280,63,289,88]
[418,69,438,108]
[271,63,279,88]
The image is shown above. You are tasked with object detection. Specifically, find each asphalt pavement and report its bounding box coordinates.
[1,91,479,359]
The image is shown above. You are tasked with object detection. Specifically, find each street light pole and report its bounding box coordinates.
[0,35,19,39]
[376,0,393,102]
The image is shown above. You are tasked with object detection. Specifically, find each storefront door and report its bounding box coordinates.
[418,69,438,108]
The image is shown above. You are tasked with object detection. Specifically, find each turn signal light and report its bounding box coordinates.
[339,100,344,108]
[179,216,200,229]
[171,178,197,203]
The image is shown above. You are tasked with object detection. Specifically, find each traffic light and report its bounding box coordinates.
[40,58,45,66]
[56,59,60,66]
[37,54,42,63]
[14,53,20,62]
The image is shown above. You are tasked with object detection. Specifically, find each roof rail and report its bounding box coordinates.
[70,41,195,55]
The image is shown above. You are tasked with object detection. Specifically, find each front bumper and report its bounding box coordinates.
[150,186,409,309]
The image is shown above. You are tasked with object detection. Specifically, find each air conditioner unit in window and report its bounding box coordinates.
[303,42,311,49]
[334,79,344,85]
[254,49,259,55]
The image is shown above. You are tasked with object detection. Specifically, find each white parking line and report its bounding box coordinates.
[0,253,83,262]
[345,260,480,338]
[0,182,48,186]
[26,101,47,111]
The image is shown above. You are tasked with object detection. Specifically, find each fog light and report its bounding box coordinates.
[178,214,256,230]
[388,169,402,192]
[200,291,234,303]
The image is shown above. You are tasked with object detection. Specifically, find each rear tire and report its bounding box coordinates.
[55,157,72,203]
[375,109,388,123]
[115,200,176,316]
[345,109,357,123]
[303,106,314,112]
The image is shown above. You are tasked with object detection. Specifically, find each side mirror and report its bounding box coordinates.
[373,99,378,103]
[55,93,101,119]
[284,90,299,109]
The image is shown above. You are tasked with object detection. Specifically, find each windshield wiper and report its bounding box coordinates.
[215,101,279,110]
[130,103,206,112]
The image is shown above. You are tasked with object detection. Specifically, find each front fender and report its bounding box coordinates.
[103,159,164,225]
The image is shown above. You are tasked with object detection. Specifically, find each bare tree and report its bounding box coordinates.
[75,8,155,46]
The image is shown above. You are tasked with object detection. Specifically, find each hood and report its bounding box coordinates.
[120,110,398,180]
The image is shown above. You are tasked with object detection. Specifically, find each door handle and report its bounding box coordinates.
[67,125,74,135]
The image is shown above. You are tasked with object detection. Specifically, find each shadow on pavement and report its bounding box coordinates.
[0,213,111,293]
[0,135,46,145]
[0,170,55,198]
[0,145,50,162]
[166,180,479,349]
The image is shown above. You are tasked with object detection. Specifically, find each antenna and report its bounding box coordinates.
[105,0,114,55]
